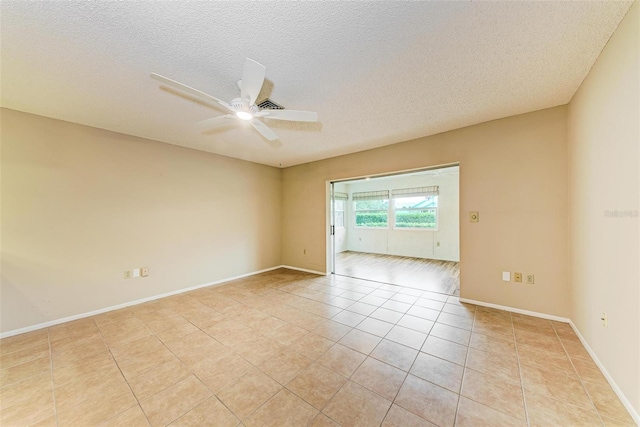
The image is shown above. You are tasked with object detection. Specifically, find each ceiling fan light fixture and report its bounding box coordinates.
[235,111,253,121]
[152,58,318,142]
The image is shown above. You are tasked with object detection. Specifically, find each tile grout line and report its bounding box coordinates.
[10,270,626,427]
[393,288,463,424]
[380,367,410,423]
[354,308,414,424]
[332,272,456,297]
[180,300,280,416]
[142,316,230,421]
[296,280,427,425]
[179,299,283,425]
[225,369,281,424]
[280,317,355,413]
[511,313,531,427]
[452,302,476,426]
[379,292,447,426]
[165,281,462,425]
[47,328,60,427]
[95,318,153,427]
[552,322,606,427]
[190,369,242,423]
[324,337,369,416]
[190,289,345,423]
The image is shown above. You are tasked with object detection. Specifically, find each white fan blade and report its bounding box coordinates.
[260,109,318,122]
[195,114,235,130]
[151,73,232,111]
[241,59,266,106]
[251,119,279,141]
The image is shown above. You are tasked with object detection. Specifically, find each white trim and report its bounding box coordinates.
[458,298,570,323]
[0,265,293,339]
[569,321,640,425]
[329,162,460,184]
[459,297,639,424]
[281,265,327,276]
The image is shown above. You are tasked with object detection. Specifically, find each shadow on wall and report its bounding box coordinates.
[1,253,56,331]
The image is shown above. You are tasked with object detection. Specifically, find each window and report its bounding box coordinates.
[333,192,348,227]
[353,191,389,228]
[392,186,439,229]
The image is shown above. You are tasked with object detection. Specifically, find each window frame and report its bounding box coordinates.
[353,197,390,229]
[334,199,346,228]
[393,200,440,231]
[350,187,440,231]
[391,193,439,231]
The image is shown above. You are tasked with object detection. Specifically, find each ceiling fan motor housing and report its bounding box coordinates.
[230,98,260,114]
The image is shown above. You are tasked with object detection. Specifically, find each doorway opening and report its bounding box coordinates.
[330,165,460,295]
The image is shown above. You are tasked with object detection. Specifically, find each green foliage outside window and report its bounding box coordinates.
[353,195,437,229]
[355,212,388,227]
[395,209,437,228]
[354,199,389,228]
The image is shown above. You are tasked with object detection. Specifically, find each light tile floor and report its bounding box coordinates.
[0,269,635,427]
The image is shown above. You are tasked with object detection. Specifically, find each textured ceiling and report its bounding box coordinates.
[0,2,632,167]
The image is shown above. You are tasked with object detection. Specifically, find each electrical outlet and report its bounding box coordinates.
[514,272,522,283]
[141,267,149,277]
[124,270,132,279]
[470,211,479,223]
[601,312,608,328]
[525,274,535,284]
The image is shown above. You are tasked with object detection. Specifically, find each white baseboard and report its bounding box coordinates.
[458,298,571,323]
[281,265,327,276]
[0,265,295,339]
[568,321,640,425]
[459,297,638,425]
[3,275,638,423]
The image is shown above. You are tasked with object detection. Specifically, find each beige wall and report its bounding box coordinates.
[1,108,282,333]
[568,0,639,414]
[282,106,570,317]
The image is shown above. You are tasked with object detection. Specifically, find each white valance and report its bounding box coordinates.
[352,190,389,201]
[391,186,439,198]
[334,192,348,201]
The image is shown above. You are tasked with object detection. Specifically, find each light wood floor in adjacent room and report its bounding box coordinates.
[0,269,633,426]
[335,251,460,296]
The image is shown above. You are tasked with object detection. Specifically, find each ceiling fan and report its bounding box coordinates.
[151,58,318,141]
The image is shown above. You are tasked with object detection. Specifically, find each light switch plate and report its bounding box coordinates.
[470,212,479,223]
[502,271,511,281]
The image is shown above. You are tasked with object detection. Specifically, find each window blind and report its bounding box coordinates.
[391,186,439,197]
[334,192,348,201]
[352,190,389,201]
